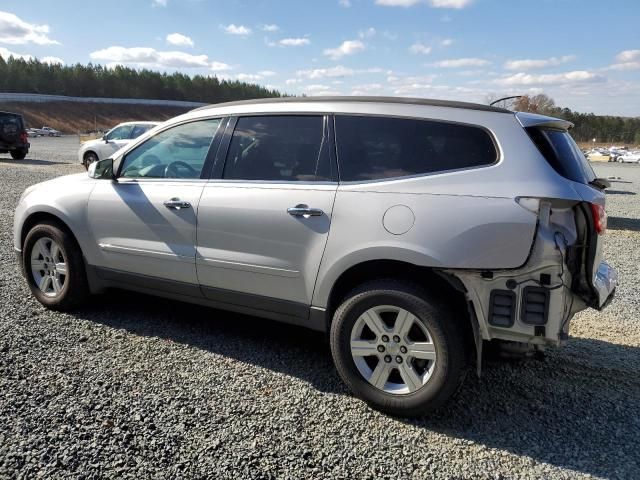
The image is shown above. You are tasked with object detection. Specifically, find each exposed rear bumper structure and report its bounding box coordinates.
[593,260,617,310]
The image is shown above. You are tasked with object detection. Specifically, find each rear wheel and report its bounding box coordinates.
[330,280,468,417]
[23,221,88,310]
[10,149,27,160]
[83,151,98,170]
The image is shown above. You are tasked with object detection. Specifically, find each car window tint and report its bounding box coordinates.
[120,119,221,179]
[223,116,329,182]
[130,124,154,138]
[335,115,497,181]
[106,125,134,141]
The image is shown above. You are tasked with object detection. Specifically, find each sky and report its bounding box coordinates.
[0,0,639,116]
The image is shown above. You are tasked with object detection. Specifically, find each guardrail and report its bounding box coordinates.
[0,92,207,108]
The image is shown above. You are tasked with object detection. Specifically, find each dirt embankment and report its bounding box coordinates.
[0,102,193,133]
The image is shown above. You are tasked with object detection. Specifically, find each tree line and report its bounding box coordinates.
[0,55,281,104]
[498,94,640,145]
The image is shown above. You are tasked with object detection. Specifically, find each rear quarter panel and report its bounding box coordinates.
[312,109,585,308]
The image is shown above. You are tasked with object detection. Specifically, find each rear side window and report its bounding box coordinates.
[223,116,331,182]
[526,127,596,185]
[335,115,497,181]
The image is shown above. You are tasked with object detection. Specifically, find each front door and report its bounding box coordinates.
[196,115,338,318]
[87,118,223,289]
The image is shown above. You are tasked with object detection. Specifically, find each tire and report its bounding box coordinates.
[22,221,89,310]
[330,280,468,417]
[83,151,98,170]
[10,149,27,160]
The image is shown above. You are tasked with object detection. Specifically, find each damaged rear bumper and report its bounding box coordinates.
[593,260,617,310]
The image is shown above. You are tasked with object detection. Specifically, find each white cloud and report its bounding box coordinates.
[338,0,352,7]
[236,73,264,81]
[409,42,432,55]
[440,38,453,47]
[607,50,640,71]
[504,55,575,70]
[286,78,303,85]
[359,27,376,39]
[323,40,365,60]
[0,46,32,61]
[615,50,640,62]
[166,33,194,47]
[606,62,640,71]
[496,70,605,86]
[41,56,64,65]
[430,57,490,68]
[90,46,213,69]
[382,30,398,40]
[258,70,277,77]
[430,0,472,7]
[221,24,252,36]
[279,37,310,46]
[262,24,280,32]
[210,61,232,71]
[375,0,472,8]
[0,11,59,45]
[297,65,355,79]
[152,0,167,6]
[303,84,342,96]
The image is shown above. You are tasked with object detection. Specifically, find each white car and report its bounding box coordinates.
[78,121,159,169]
[39,126,62,137]
[616,151,640,163]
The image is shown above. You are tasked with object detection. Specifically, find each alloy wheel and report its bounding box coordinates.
[350,305,437,395]
[30,237,67,297]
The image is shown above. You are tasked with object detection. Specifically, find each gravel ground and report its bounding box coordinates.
[1,138,639,479]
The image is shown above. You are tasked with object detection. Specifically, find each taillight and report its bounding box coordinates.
[20,131,28,143]
[590,203,607,235]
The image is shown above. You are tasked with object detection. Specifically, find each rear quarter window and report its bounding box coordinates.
[525,127,596,185]
[335,115,498,182]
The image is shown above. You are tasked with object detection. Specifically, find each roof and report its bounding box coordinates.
[193,96,512,114]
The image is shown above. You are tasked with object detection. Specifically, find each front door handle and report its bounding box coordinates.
[287,204,324,217]
[164,198,191,210]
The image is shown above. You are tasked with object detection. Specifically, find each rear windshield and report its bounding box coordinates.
[526,127,595,185]
[0,113,23,141]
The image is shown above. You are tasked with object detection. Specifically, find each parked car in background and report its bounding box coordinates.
[39,126,62,137]
[616,151,640,163]
[14,97,617,416]
[78,121,160,169]
[26,128,43,137]
[0,110,29,159]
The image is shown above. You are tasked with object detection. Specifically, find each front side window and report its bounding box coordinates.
[335,115,498,181]
[223,116,330,182]
[120,119,221,179]
[106,125,134,141]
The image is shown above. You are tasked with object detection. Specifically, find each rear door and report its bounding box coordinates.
[196,115,338,319]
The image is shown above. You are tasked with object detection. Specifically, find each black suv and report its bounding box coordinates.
[0,111,29,160]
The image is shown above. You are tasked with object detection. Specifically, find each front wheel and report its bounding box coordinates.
[23,221,88,310]
[330,280,468,417]
[82,151,98,170]
[10,149,27,160]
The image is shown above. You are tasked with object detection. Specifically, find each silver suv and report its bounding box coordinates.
[14,97,617,416]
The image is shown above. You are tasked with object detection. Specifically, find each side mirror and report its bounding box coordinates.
[103,135,109,143]
[88,158,115,180]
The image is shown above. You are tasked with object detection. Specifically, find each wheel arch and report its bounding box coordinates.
[21,211,79,251]
[322,258,477,370]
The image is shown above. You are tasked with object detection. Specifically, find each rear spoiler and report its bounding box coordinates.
[515,112,574,131]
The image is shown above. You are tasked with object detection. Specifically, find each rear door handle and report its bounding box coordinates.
[287,204,324,217]
[164,198,191,210]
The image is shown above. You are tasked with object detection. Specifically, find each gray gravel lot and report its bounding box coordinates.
[1,137,639,479]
